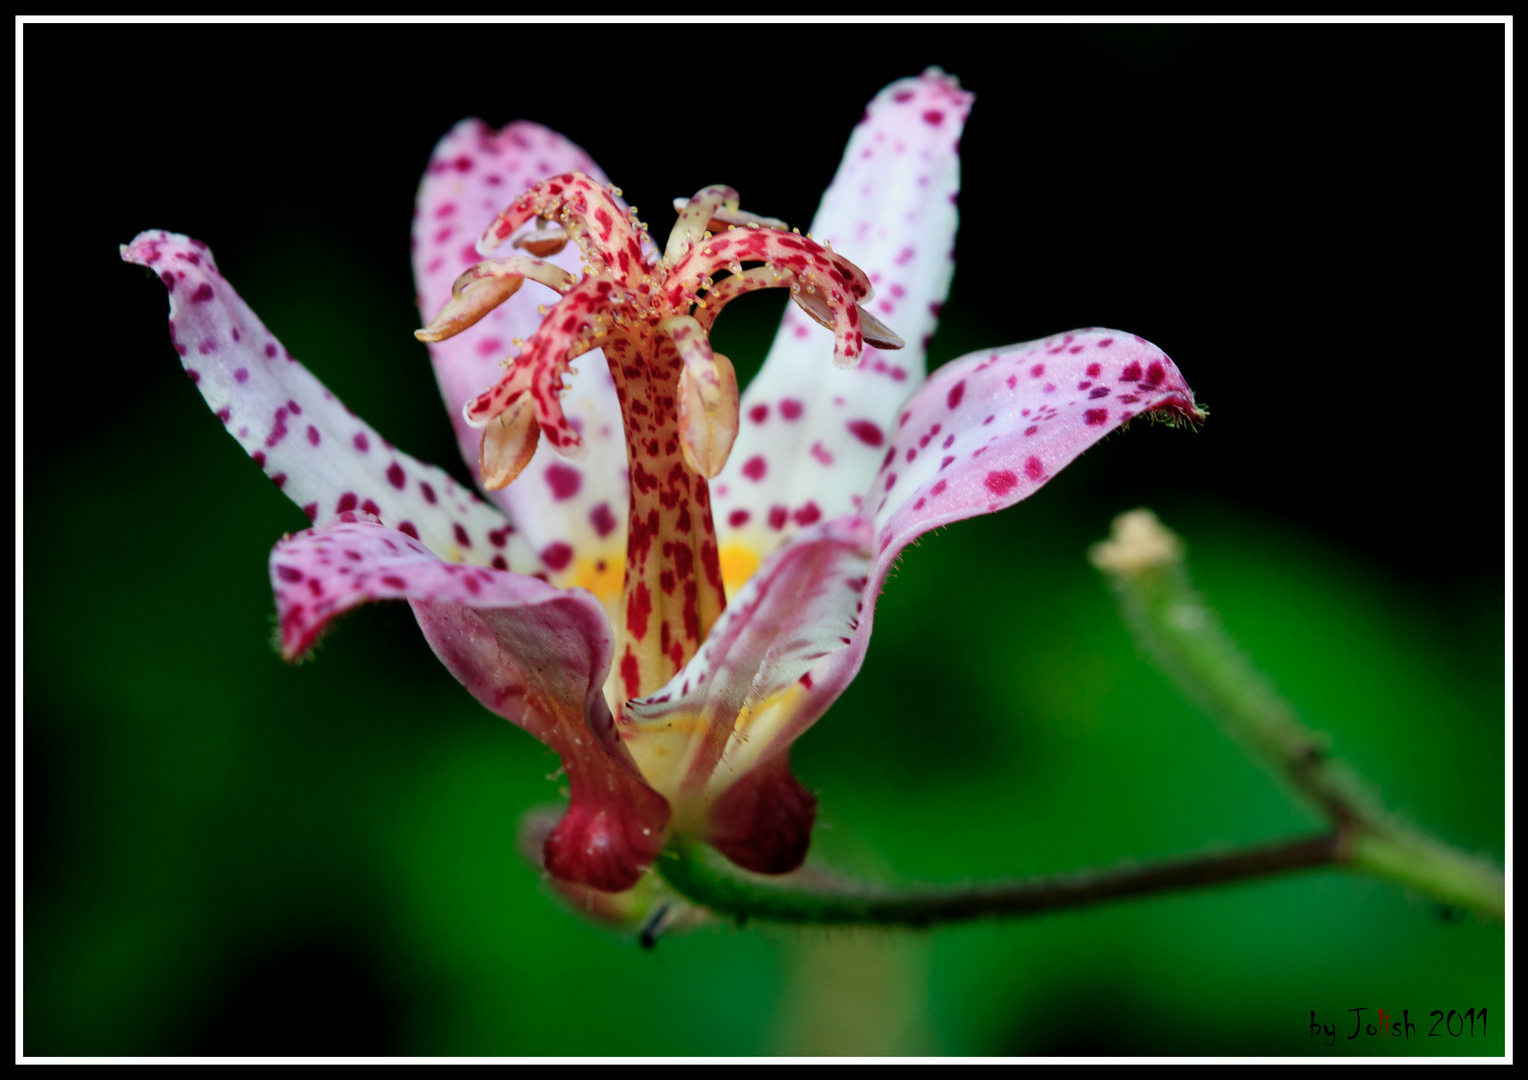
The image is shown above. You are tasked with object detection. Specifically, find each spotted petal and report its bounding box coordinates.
[627,331,1199,873]
[412,121,631,602]
[867,330,1201,546]
[712,69,973,591]
[122,230,529,571]
[621,516,871,874]
[272,512,669,892]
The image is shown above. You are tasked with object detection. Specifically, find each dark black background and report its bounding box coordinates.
[43,22,1504,591]
[25,22,1506,1057]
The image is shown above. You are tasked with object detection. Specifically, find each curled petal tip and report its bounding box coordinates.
[678,350,740,479]
[479,397,540,490]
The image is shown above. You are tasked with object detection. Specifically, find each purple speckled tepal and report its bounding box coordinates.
[123,68,1201,893]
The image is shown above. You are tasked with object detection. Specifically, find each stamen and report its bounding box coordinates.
[791,289,906,351]
[479,392,540,490]
[855,305,905,350]
[452,256,575,301]
[658,315,739,479]
[512,217,572,257]
[440,170,904,707]
[416,257,576,344]
[415,274,524,343]
[668,197,788,235]
[461,275,621,462]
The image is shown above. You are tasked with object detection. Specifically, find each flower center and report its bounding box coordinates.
[418,171,900,698]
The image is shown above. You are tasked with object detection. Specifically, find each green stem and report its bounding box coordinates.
[649,510,1501,933]
[1089,510,1503,921]
[657,833,1346,928]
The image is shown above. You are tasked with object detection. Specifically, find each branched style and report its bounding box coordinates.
[124,70,1203,897]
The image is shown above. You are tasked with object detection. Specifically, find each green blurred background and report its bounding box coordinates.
[25,24,1503,1056]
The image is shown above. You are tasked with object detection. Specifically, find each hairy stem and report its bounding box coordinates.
[648,510,1501,934]
[657,833,1345,927]
[1089,509,1503,921]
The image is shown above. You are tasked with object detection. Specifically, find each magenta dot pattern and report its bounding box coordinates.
[270,512,668,892]
[713,69,972,565]
[120,231,531,572]
[411,120,631,582]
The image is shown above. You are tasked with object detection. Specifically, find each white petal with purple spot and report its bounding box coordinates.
[121,230,531,571]
[712,70,974,582]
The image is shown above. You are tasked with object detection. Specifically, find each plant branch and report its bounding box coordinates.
[1089,510,1504,921]
[648,510,1500,934]
[656,832,1346,928]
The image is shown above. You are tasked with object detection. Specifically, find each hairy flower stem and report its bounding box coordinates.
[657,833,1345,928]
[1090,510,1504,921]
[651,510,1502,933]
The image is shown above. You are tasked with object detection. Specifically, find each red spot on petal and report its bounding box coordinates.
[387,462,406,488]
[1084,408,1108,426]
[846,420,883,447]
[545,463,582,501]
[542,542,573,571]
[1025,456,1045,481]
[984,470,1018,496]
[946,380,965,409]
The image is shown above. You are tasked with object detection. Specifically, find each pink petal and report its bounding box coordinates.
[868,329,1201,544]
[622,516,872,873]
[713,70,973,577]
[121,231,527,571]
[412,121,630,590]
[271,512,668,892]
[626,329,1199,873]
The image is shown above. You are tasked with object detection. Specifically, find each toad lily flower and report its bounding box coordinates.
[122,70,1201,895]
